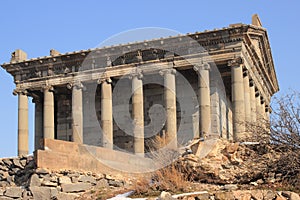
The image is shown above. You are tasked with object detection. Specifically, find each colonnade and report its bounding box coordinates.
[15,60,271,156]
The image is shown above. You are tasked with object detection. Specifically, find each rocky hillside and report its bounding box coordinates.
[0,139,299,199]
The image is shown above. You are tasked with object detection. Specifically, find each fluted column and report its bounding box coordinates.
[193,63,210,139]
[100,78,113,149]
[229,58,245,141]
[130,69,144,155]
[34,98,43,150]
[249,80,257,123]
[71,83,83,143]
[243,71,251,126]
[43,86,55,139]
[160,68,177,149]
[15,90,29,156]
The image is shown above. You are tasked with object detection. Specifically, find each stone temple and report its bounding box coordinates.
[1,15,279,173]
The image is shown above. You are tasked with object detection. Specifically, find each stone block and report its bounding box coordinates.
[42,180,58,187]
[282,191,300,200]
[61,183,92,193]
[12,159,23,169]
[35,168,49,175]
[78,175,96,184]
[56,192,79,200]
[214,191,235,200]
[59,176,72,184]
[30,186,51,200]
[0,196,14,200]
[29,174,41,187]
[4,187,23,198]
[159,191,176,200]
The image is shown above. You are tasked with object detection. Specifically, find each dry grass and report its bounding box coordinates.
[131,135,190,197]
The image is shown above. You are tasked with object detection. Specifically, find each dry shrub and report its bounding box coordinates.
[245,91,300,191]
[132,135,189,197]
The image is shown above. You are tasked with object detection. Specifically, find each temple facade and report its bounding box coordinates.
[1,15,279,158]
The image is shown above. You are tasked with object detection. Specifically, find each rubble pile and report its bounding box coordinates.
[178,139,299,188]
[0,157,125,200]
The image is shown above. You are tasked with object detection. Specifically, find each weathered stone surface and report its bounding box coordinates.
[159,191,176,200]
[0,189,4,196]
[214,191,235,200]
[196,192,210,200]
[0,181,9,187]
[41,180,57,187]
[30,186,51,200]
[61,183,92,193]
[96,179,109,188]
[276,195,287,200]
[56,192,79,200]
[232,190,252,200]
[12,159,23,169]
[19,159,27,167]
[262,190,276,200]
[35,168,48,174]
[108,180,123,187]
[282,191,300,200]
[29,174,41,187]
[78,175,96,184]
[50,187,58,199]
[2,159,12,167]
[4,187,23,198]
[59,176,72,184]
[71,177,78,183]
[0,196,14,200]
[251,190,263,200]
[223,184,238,190]
[0,165,8,171]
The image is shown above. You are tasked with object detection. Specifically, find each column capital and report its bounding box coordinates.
[13,88,28,96]
[129,68,143,80]
[31,93,42,104]
[97,77,112,85]
[159,68,176,76]
[67,82,84,90]
[228,57,244,67]
[193,62,210,72]
[43,85,54,92]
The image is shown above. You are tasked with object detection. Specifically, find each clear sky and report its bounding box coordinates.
[0,0,299,157]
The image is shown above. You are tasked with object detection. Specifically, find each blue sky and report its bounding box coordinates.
[0,0,299,157]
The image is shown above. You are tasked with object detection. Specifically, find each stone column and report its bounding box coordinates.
[229,58,245,141]
[249,80,257,123]
[71,83,83,143]
[34,98,43,150]
[100,78,113,149]
[15,90,29,156]
[255,91,263,122]
[130,69,144,155]
[160,68,177,149]
[193,63,210,139]
[243,71,251,125]
[43,86,55,139]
